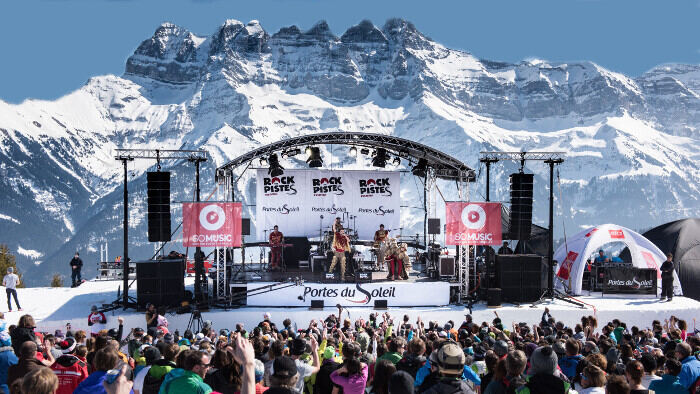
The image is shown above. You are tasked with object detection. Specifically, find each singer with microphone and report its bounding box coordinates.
[269,225,284,271]
[328,228,351,282]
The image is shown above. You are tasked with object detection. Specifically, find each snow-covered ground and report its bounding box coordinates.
[5,279,699,335]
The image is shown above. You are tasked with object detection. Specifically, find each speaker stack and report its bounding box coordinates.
[147,172,171,242]
[509,173,533,240]
[136,259,185,307]
[496,254,544,303]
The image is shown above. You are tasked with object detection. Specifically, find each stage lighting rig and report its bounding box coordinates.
[360,148,370,155]
[412,158,428,177]
[306,147,323,168]
[372,148,388,168]
[267,154,284,177]
[392,157,401,166]
[282,148,301,158]
[349,146,357,156]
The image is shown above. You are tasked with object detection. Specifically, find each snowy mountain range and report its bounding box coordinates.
[0,18,698,286]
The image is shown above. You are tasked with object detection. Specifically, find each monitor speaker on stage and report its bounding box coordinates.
[509,173,533,240]
[241,218,251,236]
[147,171,171,242]
[374,300,388,310]
[428,218,441,235]
[310,300,324,310]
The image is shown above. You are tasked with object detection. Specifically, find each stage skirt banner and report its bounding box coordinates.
[183,202,242,247]
[255,169,400,241]
[245,281,450,307]
[444,202,502,245]
[603,267,657,295]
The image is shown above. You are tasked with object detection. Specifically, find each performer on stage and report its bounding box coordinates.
[373,224,389,270]
[332,217,343,233]
[328,228,351,281]
[269,225,284,271]
[385,239,409,281]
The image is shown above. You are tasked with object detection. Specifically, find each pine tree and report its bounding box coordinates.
[0,244,23,288]
[51,274,64,288]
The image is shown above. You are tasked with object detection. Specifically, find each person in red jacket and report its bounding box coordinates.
[88,305,107,337]
[50,337,88,394]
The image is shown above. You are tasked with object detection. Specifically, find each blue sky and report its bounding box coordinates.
[1,0,698,103]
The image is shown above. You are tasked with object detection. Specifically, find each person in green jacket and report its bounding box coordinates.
[375,336,405,372]
[160,350,212,394]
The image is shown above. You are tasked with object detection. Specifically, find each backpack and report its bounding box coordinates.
[141,373,165,394]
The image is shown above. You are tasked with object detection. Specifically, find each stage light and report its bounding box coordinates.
[306,147,323,168]
[305,146,312,155]
[393,157,400,166]
[412,158,428,177]
[282,148,301,158]
[267,154,284,177]
[360,148,370,155]
[372,148,388,168]
[259,157,268,166]
[349,146,357,156]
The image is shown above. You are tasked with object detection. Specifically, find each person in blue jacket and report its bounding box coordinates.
[0,332,18,394]
[74,348,132,394]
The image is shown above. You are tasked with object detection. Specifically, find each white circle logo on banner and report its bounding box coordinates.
[461,204,486,230]
[199,204,226,231]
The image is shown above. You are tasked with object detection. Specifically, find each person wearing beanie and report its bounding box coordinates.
[389,370,415,393]
[142,343,179,394]
[133,346,161,394]
[286,336,319,394]
[0,331,18,394]
[253,359,267,394]
[2,267,21,312]
[313,345,340,394]
[49,336,89,394]
[87,305,107,337]
[517,346,572,394]
[494,340,509,359]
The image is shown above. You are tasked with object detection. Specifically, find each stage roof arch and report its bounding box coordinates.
[216,132,476,181]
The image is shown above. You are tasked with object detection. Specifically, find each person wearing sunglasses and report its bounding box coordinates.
[161,350,213,394]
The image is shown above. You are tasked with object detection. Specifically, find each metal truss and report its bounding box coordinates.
[114,148,208,161]
[479,151,566,162]
[217,132,475,181]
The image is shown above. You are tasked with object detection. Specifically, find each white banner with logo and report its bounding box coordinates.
[255,170,400,241]
[246,281,450,307]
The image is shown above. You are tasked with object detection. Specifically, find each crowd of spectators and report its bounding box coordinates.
[0,306,698,394]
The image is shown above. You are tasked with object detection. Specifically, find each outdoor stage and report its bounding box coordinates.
[13,279,700,336]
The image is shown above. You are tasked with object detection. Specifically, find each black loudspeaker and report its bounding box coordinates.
[374,300,388,309]
[241,218,251,236]
[509,173,533,241]
[136,259,185,307]
[310,300,324,310]
[147,172,171,242]
[428,218,441,235]
[284,237,311,269]
[487,288,502,307]
[439,256,456,277]
[496,254,543,303]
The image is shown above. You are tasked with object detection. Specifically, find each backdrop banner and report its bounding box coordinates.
[445,202,502,245]
[256,170,400,240]
[603,267,657,295]
[246,281,450,307]
[183,202,242,247]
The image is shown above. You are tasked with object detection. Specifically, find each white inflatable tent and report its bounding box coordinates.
[553,224,682,296]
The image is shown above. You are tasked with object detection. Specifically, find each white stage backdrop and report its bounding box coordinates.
[246,281,450,307]
[255,170,400,240]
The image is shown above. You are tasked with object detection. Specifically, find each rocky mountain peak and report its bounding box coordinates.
[341,20,387,44]
[304,20,337,41]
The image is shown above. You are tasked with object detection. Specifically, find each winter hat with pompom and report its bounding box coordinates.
[530,346,558,375]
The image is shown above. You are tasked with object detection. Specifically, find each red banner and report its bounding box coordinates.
[183,202,242,247]
[608,229,625,239]
[445,202,502,245]
[641,251,661,279]
[556,251,578,280]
